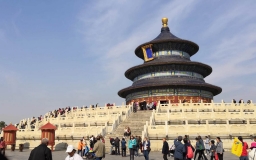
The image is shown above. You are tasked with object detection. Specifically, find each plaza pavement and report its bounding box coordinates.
[5,149,237,160]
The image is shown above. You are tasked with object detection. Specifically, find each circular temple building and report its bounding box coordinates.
[118,18,222,104]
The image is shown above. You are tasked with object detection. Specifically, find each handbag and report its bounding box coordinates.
[147,146,151,152]
[132,145,136,150]
[214,152,219,160]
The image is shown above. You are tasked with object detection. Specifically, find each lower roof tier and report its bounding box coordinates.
[125,60,212,80]
[125,89,213,103]
[118,82,222,98]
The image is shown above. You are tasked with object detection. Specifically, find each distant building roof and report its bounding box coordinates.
[3,124,18,131]
[40,122,57,130]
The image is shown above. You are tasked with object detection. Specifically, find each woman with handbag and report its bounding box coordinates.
[210,140,217,160]
[128,135,137,160]
[216,137,224,160]
[142,137,150,160]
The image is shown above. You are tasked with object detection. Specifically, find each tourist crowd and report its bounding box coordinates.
[132,101,157,112]
[15,103,114,130]
[1,134,256,160]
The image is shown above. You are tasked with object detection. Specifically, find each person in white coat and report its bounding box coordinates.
[204,136,211,156]
[249,137,256,160]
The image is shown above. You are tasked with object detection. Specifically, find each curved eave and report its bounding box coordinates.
[125,61,212,80]
[134,39,199,59]
[118,83,222,98]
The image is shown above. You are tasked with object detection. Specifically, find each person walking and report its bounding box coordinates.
[238,136,249,160]
[0,152,8,160]
[121,138,127,157]
[194,137,200,160]
[134,136,139,157]
[183,138,194,160]
[142,137,150,160]
[0,137,6,156]
[216,137,224,160]
[162,138,169,160]
[174,136,184,160]
[128,135,137,160]
[205,136,211,156]
[198,136,208,160]
[65,145,83,160]
[28,138,52,160]
[77,139,84,156]
[93,136,106,160]
[210,140,216,160]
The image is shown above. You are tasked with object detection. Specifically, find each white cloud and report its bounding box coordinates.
[78,0,199,86]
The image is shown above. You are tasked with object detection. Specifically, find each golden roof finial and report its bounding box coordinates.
[162,17,168,27]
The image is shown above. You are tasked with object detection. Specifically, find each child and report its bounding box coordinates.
[210,140,216,160]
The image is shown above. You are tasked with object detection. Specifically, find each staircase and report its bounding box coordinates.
[105,111,152,152]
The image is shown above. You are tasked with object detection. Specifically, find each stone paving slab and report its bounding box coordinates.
[5,150,237,160]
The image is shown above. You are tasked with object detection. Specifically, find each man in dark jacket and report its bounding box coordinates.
[174,136,185,160]
[162,138,169,160]
[28,138,52,160]
[114,137,120,155]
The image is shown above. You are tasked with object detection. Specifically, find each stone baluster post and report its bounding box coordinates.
[165,121,168,136]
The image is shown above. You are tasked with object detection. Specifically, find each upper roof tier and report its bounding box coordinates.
[135,18,199,60]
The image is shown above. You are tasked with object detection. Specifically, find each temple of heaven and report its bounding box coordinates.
[118,18,222,104]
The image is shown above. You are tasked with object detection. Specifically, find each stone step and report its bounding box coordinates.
[104,111,152,150]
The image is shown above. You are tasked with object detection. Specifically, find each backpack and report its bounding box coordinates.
[121,141,126,149]
[187,145,194,158]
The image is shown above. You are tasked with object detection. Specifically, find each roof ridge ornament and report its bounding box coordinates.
[162,17,168,27]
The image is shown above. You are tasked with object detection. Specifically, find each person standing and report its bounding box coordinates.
[128,135,137,160]
[121,138,127,157]
[238,136,249,160]
[216,137,224,160]
[93,136,106,160]
[142,137,150,160]
[0,137,6,156]
[115,137,120,155]
[162,138,169,160]
[65,145,83,160]
[28,138,52,160]
[109,137,115,155]
[174,136,184,160]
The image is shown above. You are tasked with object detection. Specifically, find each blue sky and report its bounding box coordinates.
[0,0,256,124]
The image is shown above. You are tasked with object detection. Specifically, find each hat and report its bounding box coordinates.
[251,142,256,148]
[66,145,75,153]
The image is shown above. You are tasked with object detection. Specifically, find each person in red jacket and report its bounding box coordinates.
[238,136,249,160]
[0,137,6,156]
